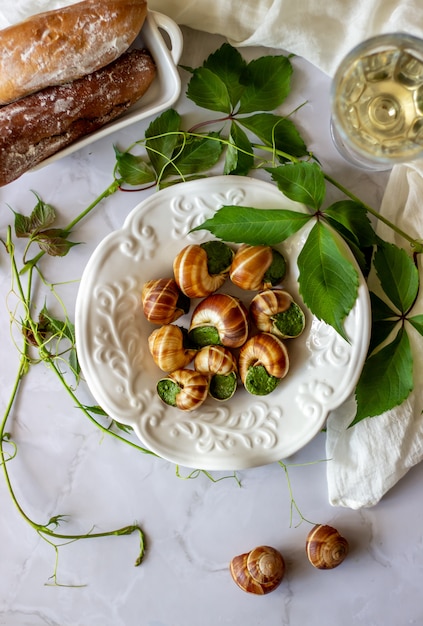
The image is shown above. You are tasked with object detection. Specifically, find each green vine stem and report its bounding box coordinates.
[1,227,146,584]
[251,142,423,253]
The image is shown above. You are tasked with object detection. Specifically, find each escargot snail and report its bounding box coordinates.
[194,345,238,401]
[173,241,234,298]
[249,289,306,339]
[306,524,349,570]
[189,293,249,349]
[230,546,285,595]
[156,368,209,411]
[148,324,196,372]
[229,244,287,291]
[141,278,190,325]
[238,332,289,395]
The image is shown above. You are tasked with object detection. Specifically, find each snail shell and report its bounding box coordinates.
[194,345,238,376]
[173,241,234,298]
[189,293,249,349]
[249,289,305,338]
[230,546,285,595]
[156,368,209,411]
[230,244,286,291]
[238,332,289,395]
[142,278,190,325]
[148,324,196,372]
[194,345,238,401]
[306,524,349,570]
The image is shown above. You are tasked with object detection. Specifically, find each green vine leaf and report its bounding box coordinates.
[145,108,182,177]
[172,132,223,176]
[238,55,293,114]
[35,229,78,257]
[202,43,247,107]
[352,326,414,425]
[373,242,419,314]
[239,113,308,159]
[268,162,326,210]
[191,205,312,244]
[224,122,254,175]
[114,147,156,186]
[186,66,232,113]
[367,292,399,353]
[323,200,377,247]
[14,195,56,238]
[408,314,423,336]
[297,221,359,340]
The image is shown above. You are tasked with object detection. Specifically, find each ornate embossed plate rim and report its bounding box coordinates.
[75,176,371,470]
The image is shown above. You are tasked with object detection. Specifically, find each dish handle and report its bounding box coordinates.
[149,11,184,65]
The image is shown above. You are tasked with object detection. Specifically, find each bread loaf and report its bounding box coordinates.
[0,0,148,105]
[0,48,156,187]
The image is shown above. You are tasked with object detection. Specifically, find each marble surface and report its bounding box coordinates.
[0,26,422,626]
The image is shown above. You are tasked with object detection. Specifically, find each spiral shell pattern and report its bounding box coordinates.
[158,368,209,411]
[141,278,189,325]
[148,324,196,372]
[238,332,289,383]
[229,244,274,291]
[173,244,229,298]
[230,546,285,595]
[194,345,238,376]
[306,524,349,569]
[189,293,249,349]
[250,289,305,338]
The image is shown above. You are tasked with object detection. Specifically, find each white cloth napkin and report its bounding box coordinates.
[2,0,423,508]
[326,161,423,508]
[2,0,423,76]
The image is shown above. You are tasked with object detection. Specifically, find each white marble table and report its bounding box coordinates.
[1,25,422,626]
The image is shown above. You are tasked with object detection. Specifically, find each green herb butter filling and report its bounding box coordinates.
[244,364,280,396]
[157,379,181,407]
[273,302,305,338]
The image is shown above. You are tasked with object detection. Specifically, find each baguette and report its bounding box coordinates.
[0,48,156,187]
[0,0,148,105]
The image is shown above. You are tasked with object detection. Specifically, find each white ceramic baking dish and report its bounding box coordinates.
[34,10,183,169]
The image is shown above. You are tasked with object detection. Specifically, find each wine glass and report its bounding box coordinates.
[330,33,423,170]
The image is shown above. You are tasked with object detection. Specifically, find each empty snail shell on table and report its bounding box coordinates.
[250,289,306,339]
[141,278,190,325]
[173,241,234,298]
[306,524,349,570]
[148,324,196,372]
[230,546,285,595]
[188,293,249,349]
[194,345,238,401]
[156,368,209,411]
[238,332,289,395]
[229,244,287,291]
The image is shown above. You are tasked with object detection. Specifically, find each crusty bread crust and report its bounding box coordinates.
[0,0,147,105]
[0,48,156,186]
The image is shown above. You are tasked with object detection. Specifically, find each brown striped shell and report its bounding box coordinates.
[230,546,285,595]
[189,293,249,349]
[194,345,238,376]
[148,324,196,372]
[173,243,231,298]
[250,289,305,338]
[306,524,349,569]
[194,344,238,400]
[141,278,189,325]
[229,244,285,291]
[157,368,209,411]
[238,332,289,384]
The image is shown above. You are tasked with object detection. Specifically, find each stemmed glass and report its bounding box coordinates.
[330,33,423,170]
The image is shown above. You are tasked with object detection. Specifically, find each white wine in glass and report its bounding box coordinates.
[331,33,423,169]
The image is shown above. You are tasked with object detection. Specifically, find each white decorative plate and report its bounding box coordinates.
[75,176,370,470]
